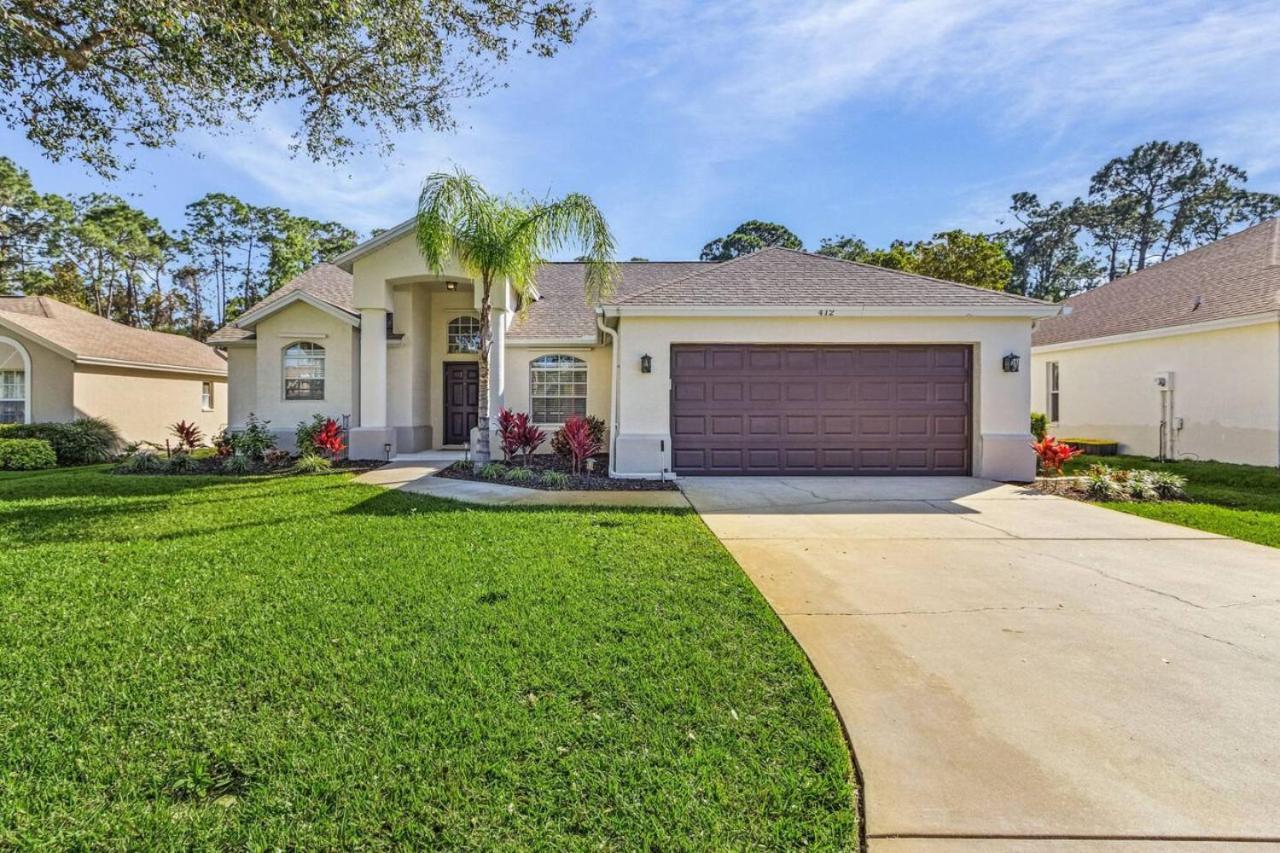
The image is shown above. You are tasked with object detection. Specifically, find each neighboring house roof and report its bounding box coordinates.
[610,247,1053,310]
[1032,219,1280,347]
[0,296,227,375]
[208,264,357,344]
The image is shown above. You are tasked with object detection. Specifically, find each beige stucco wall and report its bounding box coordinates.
[240,301,360,444]
[1031,319,1280,466]
[0,329,75,422]
[72,366,226,445]
[225,346,257,430]
[610,314,1037,480]
[503,343,612,452]
[424,290,481,448]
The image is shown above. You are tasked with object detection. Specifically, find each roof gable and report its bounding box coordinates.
[1032,219,1280,347]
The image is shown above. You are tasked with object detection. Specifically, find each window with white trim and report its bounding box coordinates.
[283,342,325,401]
[0,369,24,424]
[1047,361,1060,423]
[447,315,481,353]
[201,381,214,411]
[530,354,587,424]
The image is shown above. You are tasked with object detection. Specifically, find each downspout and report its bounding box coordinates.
[596,309,621,477]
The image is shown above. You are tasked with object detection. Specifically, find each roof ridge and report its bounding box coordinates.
[611,248,785,305]
[771,246,1052,305]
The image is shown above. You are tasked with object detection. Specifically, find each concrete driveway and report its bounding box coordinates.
[679,477,1280,851]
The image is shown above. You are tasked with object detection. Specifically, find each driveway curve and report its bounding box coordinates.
[680,477,1280,852]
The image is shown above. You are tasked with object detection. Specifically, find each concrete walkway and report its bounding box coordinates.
[354,461,690,508]
[679,477,1280,851]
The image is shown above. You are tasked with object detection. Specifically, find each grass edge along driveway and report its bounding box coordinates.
[1063,454,1280,549]
[0,467,857,849]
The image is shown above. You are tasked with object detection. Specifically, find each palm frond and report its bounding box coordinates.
[513,193,619,302]
[416,167,495,278]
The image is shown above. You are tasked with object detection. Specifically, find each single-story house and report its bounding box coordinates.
[1031,219,1280,467]
[210,219,1061,479]
[0,296,228,443]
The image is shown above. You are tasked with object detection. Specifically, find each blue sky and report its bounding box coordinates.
[4,0,1280,260]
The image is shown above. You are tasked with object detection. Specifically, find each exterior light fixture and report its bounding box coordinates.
[383,442,392,460]
[640,353,653,373]
[1002,353,1021,373]
[446,281,457,291]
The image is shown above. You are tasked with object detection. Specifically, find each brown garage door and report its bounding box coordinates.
[670,344,971,475]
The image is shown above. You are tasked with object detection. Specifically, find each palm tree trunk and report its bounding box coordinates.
[473,273,494,462]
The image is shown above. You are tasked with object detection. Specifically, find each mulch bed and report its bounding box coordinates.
[437,455,678,491]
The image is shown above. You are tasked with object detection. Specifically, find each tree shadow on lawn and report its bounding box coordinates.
[338,485,696,520]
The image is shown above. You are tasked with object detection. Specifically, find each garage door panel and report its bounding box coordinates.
[671,344,972,476]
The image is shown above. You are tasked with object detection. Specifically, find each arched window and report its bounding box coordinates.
[447,315,481,353]
[529,354,587,424]
[0,336,31,424]
[283,341,325,401]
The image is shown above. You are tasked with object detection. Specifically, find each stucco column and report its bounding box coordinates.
[349,306,395,459]
[487,305,507,451]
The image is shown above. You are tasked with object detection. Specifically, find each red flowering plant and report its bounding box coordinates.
[311,418,346,460]
[169,420,204,452]
[497,408,547,465]
[1031,436,1082,476]
[557,415,601,475]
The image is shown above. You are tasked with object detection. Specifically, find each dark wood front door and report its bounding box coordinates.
[443,362,479,445]
[670,344,972,476]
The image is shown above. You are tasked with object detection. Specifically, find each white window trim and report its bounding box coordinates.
[447,314,482,354]
[1046,361,1060,424]
[201,381,214,412]
[529,354,588,427]
[0,335,32,424]
[282,341,326,402]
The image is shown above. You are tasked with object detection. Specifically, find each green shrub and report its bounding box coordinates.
[1030,412,1048,441]
[291,454,332,474]
[452,459,475,473]
[164,452,198,473]
[539,470,569,489]
[0,438,57,470]
[116,451,164,474]
[233,413,276,461]
[190,446,219,460]
[294,414,328,456]
[479,462,506,480]
[504,466,535,484]
[1126,470,1159,501]
[221,455,253,475]
[1084,465,1123,500]
[0,417,121,465]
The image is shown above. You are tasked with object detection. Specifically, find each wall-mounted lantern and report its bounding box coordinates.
[445,281,457,291]
[640,353,653,374]
[1002,353,1021,373]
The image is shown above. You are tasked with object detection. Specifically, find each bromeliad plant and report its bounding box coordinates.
[1031,436,1082,475]
[170,420,204,451]
[557,415,601,475]
[416,167,617,462]
[311,418,346,460]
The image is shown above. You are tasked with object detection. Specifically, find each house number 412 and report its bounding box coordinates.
[818,309,836,316]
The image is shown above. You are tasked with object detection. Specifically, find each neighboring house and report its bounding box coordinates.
[0,296,228,443]
[1031,219,1280,467]
[210,220,1060,479]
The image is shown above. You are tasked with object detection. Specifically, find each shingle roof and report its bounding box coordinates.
[0,297,227,374]
[510,262,710,338]
[612,247,1052,308]
[1032,219,1280,347]
[208,263,356,344]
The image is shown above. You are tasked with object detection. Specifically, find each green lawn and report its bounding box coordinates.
[1063,454,1280,548]
[0,468,856,849]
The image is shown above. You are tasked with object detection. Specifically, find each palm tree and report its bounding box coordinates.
[416,168,618,460]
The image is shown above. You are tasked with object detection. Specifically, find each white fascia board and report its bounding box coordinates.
[75,355,228,377]
[331,217,417,271]
[1031,311,1280,354]
[235,291,361,329]
[0,315,78,360]
[601,303,1064,319]
[506,336,599,348]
